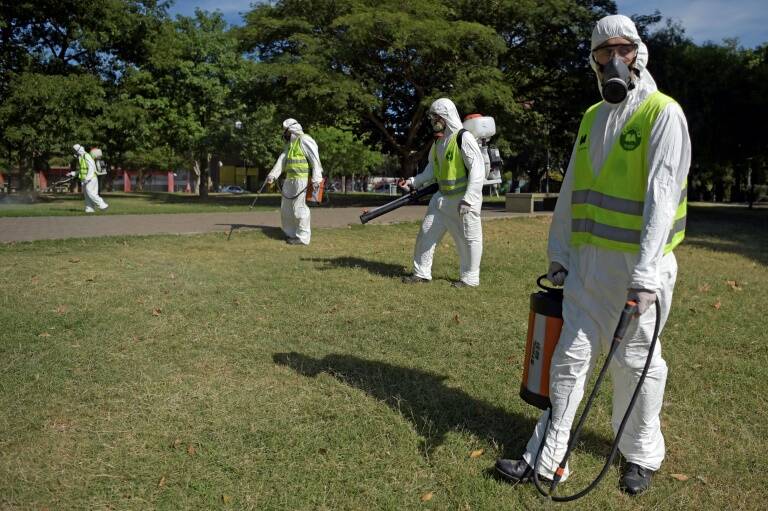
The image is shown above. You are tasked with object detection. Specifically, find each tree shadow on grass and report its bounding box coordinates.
[301,256,406,278]
[273,351,612,463]
[216,224,284,241]
[684,206,768,266]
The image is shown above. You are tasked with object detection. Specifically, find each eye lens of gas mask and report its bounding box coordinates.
[282,130,291,141]
[592,43,637,65]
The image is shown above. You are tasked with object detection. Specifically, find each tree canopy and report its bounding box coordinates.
[1,0,765,200]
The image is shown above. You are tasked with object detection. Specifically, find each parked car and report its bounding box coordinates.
[221,185,246,194]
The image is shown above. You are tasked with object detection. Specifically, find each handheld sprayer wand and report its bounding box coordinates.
[249,180,271,209]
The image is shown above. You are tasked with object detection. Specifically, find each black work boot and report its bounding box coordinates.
[401,275,429,284]
[620,462,654,496]
[494,459,551,485]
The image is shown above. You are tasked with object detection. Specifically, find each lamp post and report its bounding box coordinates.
[234,120,247,190]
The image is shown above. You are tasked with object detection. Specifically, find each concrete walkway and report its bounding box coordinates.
[0,206,540,243]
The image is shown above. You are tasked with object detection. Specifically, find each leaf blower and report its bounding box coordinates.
[520,274,661,502]
[359,182,438,224]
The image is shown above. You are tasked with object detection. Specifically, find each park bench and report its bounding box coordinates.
[505,192,559,213]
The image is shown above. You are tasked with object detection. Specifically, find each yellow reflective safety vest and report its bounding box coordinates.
[432,130,468,197]
[285,136,310,180]
[77,153,95,181]
[571,91,687,254]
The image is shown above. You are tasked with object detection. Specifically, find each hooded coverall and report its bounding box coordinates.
[406,98,486,286]
[266,119,324,245]
[521,15,691,480]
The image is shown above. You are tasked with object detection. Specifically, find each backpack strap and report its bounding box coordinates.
[457,129,468,154]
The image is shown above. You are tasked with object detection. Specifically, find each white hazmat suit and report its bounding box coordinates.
[71,144,108,213]
[520,15,691,481]
[266,119,323,245]
[406,98,485,286]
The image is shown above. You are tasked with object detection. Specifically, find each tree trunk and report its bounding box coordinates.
[195,154,209,199]
[398,151,421,178]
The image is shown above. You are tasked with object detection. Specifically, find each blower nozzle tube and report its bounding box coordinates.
[359,182,439,224]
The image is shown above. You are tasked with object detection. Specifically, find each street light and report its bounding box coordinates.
[234,120,251,190]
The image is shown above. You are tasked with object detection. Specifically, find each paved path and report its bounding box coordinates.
[0,206,541,242]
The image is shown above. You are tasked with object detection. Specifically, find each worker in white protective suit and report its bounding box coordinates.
[400,98,485,288]
[266,119,323,245]
[67,144,108,213]
[495,15,690,496]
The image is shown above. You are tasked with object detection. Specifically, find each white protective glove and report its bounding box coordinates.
[458,200,471,215]
[266,175,275,184]
[627,288,657,316]
[547,261,567,286]
[66,171,76,178]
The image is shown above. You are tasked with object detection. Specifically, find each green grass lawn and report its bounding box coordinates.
[1,207,765,510]
[0,191,432,217]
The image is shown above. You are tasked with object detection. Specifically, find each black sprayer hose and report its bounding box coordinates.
[532,299,662,502]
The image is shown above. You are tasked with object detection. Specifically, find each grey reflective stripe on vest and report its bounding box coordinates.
[666,216,687,243]
[287,158,308,165]
[572,218,641,244]
[438,176,468,187]
[572,189,644,215]
[573,215,687,246]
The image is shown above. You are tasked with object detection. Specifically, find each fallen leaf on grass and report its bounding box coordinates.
[222,495,232,504]
[696,475,707,484]
[420,492,434,502]
[152,308,162,316]
[697,284,710,293]
[69,258,80,263]
[725,280,742,291]
[452,313,461,324]
[169,273,176,280]
[233,298,240,306]
[469,449,484,458]
[712,300,722,310]
[171,438,182,449]
[670,473,689,481]
[38,332,51,337]
[187,444,196,456]
[158,476,166,487]
[55,305,68,314]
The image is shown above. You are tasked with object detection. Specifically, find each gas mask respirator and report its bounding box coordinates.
[430,116,446,133]
[282,130,291,142]
[600,57,635,104]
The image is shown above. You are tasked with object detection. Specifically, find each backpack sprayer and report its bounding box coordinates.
[521,274,661,501]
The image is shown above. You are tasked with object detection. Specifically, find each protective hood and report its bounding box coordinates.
[72,144,86,156]
[428,98,463,134]
[282,118,304,136]
[589,15,656,98]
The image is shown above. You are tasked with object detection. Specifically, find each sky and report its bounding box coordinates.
[168,0,768,48]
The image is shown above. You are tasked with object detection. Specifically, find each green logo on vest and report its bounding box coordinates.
[620,127,642,151]
[445,151,453,161]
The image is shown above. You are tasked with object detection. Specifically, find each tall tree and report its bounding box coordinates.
[139,10,247,197]
[239,0,518,177]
